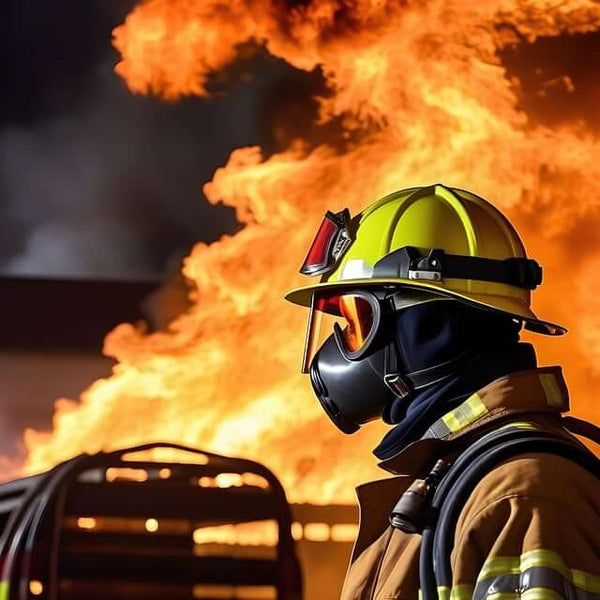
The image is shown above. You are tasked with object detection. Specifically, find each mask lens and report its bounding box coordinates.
[301,291,379,372]
[301,294,346,373]
[338,294,375,353]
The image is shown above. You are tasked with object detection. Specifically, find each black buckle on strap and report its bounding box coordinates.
[384,373,412,398]
[505,258,542,290]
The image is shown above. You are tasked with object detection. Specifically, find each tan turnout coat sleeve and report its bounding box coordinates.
[341,368,600,600]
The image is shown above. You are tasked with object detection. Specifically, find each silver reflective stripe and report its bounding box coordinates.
[474,566,600,600]
[422,419,451,439]
[390,289,449,311]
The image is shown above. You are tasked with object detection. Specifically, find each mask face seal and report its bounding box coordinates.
[309,332,397,434]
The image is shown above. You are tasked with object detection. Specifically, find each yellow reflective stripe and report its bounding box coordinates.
[450,584,475,599]
[442,393,488,433]
[479,556,521,579]
[539,373,565,409]
[521,588,565,600]
[437,586,450,600]
[487,589,564,600]
[441,409,462,432]
[0,582,8,600]
[573,569,600,594]
[477,549,600,593]
[521,549,573,581]
[498,421,539,432]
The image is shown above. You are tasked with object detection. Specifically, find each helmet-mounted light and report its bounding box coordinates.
[300,209,354,277]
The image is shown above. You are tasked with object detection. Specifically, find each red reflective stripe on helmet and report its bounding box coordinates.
[300,215,339,276]
[300,209,354,277]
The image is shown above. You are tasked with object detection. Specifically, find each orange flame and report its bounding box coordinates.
[20,0,600,501]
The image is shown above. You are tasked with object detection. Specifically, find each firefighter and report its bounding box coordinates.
[286,184,600,599]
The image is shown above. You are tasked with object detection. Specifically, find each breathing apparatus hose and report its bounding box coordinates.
[419,428,600,600]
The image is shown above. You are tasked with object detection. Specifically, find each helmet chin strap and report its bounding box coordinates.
[383,341,469,400]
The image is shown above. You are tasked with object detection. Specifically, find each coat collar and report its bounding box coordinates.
[377,366,569,476]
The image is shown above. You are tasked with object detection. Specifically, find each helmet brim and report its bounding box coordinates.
[285,278,567,336]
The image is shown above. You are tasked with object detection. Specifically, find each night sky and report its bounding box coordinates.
[1,0,326,282]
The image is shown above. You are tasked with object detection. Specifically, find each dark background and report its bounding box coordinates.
[1,0,330,283]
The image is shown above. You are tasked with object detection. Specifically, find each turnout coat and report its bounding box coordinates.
[341,367,600,599]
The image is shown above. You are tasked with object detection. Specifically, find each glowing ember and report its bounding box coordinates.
[105,467,149,482]
[193,520,278,546]
[77,517,97,530]
[18,0,600,502]
[145,518,160,532]
[303,523,330,543]
[29,581,43,596]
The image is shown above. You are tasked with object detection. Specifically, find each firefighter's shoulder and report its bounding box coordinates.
[457,449,599,529]
[452,446,600,599]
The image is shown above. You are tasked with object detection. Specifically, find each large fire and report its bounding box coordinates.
[21,0,600,502]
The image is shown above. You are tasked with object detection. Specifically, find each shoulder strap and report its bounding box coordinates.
[418,424,600,600]
[562,415,600,446]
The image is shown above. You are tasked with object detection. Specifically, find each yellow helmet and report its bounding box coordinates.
[286,184,565,336]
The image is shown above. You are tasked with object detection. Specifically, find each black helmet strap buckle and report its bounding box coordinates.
[383,342,412,398]
[373,246,543,290]
[384,373,412,398]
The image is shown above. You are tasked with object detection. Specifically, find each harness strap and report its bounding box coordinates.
[383,346,468,399]
[563,416,600,445]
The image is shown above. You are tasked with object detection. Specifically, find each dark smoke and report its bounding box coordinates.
[498,29,600,132]
[0,63,251,280]
[0,1,327,281]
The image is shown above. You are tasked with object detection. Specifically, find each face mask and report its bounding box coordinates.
[309,332,397,433]
[302,289,463,433]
